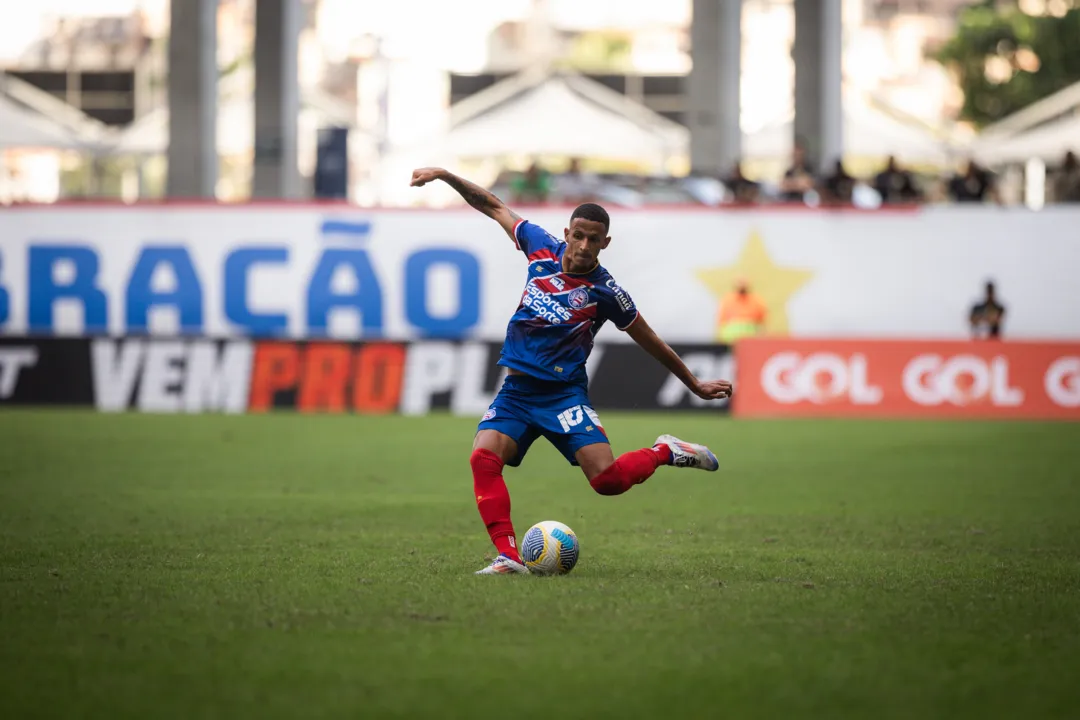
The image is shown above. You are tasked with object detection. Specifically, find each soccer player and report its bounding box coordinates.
[410,167,733,575]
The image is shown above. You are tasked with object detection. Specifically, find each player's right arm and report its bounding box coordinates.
[625,314,733,401]
[410,167,520,242]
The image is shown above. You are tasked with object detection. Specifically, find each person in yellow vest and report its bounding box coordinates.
[717,277,768,343]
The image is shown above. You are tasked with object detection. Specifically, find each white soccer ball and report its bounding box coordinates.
[521,520,580,576]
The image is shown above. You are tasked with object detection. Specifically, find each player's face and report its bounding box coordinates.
[563,218,610,270]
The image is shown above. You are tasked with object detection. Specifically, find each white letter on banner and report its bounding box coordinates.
[902,354,941,406]
[848,354,883,405]
[0,347,38,398]
[183,340,254,414]
[400,342,456,416]
[658,353,726,408]
[137,341,186,413]
[92,339,144,411]
[451,343,495,417]
[1045,357,1080,408]
[761,352,802,404]
[990,357,1023,407]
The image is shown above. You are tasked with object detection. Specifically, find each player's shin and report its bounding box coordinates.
[588,446,670,496]
[470,448,521,562]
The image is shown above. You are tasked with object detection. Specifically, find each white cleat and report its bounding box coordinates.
[654,434,719,472]
[474,554,529,575]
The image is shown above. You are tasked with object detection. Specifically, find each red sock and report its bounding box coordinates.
[589,445,671,496]
[470,448,521,562]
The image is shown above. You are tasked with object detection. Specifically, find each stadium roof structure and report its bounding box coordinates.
[972,112,1079,166]
[742,91,959,168]
[107,102,250,156]
[0,75,106,151]
[105,65,356,156]
[442,68,688,168]
[441,67,963,170]
[970,80,1080,166]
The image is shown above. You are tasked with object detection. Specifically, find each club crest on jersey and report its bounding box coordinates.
[482,407,496,421]
[568,287,590,309]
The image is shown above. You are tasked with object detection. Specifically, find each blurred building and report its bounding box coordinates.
[441,0,966,180]
[6,0,1074,205]
[5,13,150,127]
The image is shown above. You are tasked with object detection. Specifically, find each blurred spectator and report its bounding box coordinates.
[780,143,817,202]
[449,153,1080,211]
[969,281,1005,339]
[511,161,551,204]
[681,174,727,206]
[723,161,761,203]
[822,160,856,204]
[1052,151,1080,203]
[555,158,600,204]
[717,277,768,344]
[874,155,922,204]
[948,160,999,204]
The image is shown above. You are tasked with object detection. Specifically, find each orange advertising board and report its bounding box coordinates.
[248,341,407,414]
[734,339,1080,419]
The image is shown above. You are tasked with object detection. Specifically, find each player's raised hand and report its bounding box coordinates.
[693,379,733,400]
[410,167,445,187]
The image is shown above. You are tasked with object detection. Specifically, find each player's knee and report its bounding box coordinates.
[470,447,504,475]
[473,429,517,465]
[588,465,624,496]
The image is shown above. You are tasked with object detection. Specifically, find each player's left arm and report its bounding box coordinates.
[625,315,732,400]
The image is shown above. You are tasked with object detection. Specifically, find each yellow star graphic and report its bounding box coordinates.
[695,230,814,337]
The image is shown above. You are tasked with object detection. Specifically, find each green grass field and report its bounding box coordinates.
[1,410,1079,719]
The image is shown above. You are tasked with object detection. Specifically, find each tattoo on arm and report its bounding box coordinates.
[442,173,503,216]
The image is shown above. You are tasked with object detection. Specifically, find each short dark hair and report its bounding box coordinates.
[570,203,610,233]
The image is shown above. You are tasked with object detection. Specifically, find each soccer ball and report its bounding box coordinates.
[521,520,580,576]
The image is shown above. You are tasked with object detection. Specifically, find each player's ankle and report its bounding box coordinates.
[493,535,521,563]
[652,444,673,465]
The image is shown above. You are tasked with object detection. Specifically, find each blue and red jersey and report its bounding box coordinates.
[497,219,639,386]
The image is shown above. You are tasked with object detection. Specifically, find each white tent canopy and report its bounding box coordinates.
[108,89,356,156]
[978,79,1080,139]
[442,73,687,168]
[108,102,254,156]
[971,112,1080,165]
[743,101,956,166]
[442,71,955,168]
[0,94,89,151]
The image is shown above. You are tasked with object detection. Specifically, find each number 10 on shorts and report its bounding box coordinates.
[557,405,603,433]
